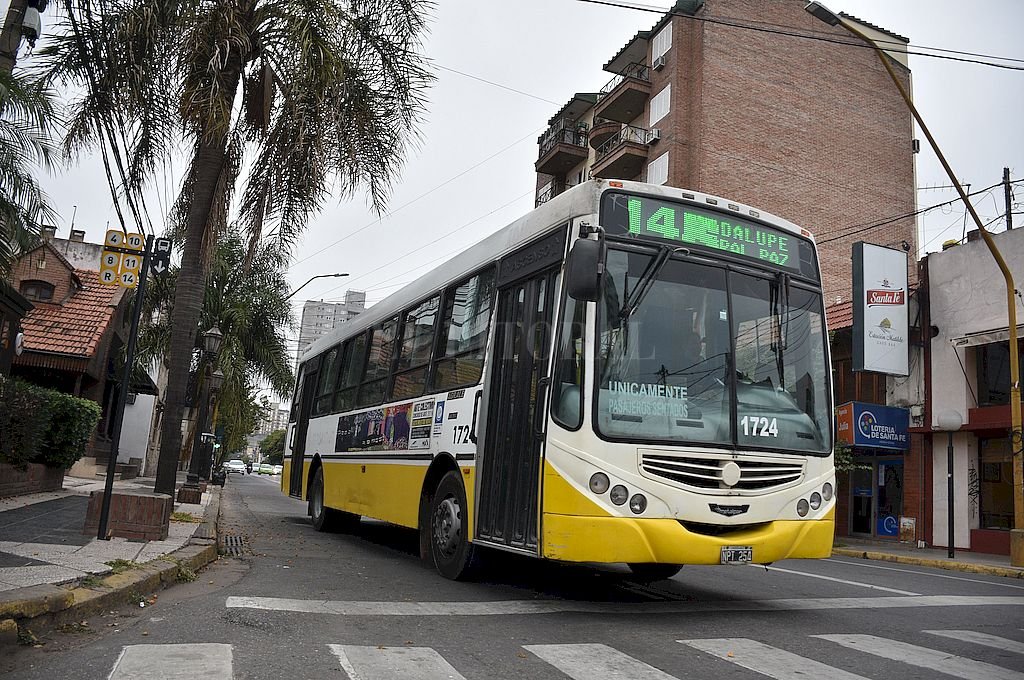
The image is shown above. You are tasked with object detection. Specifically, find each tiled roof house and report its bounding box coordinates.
[9,238,132,458]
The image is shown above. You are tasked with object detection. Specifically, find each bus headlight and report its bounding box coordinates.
[809,492,822,510]
[822,482,833,501]
[589,473,610,494]
[628,494,647,514]
[610,485,628,505]
[797,499,810,517]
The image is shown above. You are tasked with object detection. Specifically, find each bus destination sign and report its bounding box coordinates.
[600,192,817,279]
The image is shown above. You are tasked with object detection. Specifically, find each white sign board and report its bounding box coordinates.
[853,242,909,376]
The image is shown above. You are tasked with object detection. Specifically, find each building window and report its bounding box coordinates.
[977,340,1017,406]
[979,437,1014,530]
[647,151,669,186]
[20,280,54,302]
[649,84,671,126]
[652,24,672,61]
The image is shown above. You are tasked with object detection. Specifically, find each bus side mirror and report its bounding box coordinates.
[566,238,602,302]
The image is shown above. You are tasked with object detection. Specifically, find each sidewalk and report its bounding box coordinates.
[832,536,1024,579]
[0,472,222,641]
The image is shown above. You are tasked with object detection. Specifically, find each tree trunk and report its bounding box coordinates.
[153,141,228,495]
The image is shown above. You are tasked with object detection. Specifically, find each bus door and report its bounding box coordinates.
[288,359,319,498]
[477,229,565,552]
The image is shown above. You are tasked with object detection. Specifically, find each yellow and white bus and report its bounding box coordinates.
[283,179,835,581]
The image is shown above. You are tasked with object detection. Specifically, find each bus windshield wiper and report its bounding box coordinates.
[771,271,791,389]
[618,246,687,320]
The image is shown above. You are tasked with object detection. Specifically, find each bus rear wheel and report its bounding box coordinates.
[426,471,478,580]
[309,466,360,532]
[626,563,682,582]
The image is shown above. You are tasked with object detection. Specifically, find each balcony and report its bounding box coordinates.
[589,118,621,150]
[536,119,589,177]
[591,125,656,180]
[594,63,651,124]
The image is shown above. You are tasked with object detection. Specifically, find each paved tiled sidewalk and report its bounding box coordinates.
[0,474,213,592]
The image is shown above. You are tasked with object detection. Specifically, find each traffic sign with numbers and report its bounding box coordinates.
[104,229,124,248]
[120,254,142,273]
[125,233,144,251]
[119,271,137,288]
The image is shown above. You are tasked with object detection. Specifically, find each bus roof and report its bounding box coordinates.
[299,180,809,363]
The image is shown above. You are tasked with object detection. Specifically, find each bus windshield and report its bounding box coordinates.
[596,246,831,454]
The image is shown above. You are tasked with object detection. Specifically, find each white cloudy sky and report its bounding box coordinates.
[24,0,1024,346]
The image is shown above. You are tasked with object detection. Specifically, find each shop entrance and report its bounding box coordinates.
[849,457,904,538]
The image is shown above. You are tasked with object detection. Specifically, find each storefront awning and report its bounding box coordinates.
[951,324,1024,348]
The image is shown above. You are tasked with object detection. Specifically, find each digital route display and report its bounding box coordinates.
[600,192,818,279]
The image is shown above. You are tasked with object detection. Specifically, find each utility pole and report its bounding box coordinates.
[1005,167,1014,231]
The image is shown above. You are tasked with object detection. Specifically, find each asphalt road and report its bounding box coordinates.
[4,473,1024,679]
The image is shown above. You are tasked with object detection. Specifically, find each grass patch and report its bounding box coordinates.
[175,562,197,583]
[17,626,39,646]
[105,559,141,574]
[57,621,92,635]
[78,574,105,588]
[171,511,201,523]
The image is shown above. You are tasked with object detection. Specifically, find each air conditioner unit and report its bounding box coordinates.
[652,55,667,71]
[649,128,661,143]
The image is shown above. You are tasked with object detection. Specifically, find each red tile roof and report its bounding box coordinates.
[827,301,853,330]
[20,270,124,358]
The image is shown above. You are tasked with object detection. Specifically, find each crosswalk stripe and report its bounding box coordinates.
[523,643,678,680]
[328,645,467,680]
[925,630,1024,655]
[108,643,232,679]
[815,634,1024,680]
[678,638,869,679]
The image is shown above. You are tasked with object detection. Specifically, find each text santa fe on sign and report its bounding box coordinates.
[852,242,909,376]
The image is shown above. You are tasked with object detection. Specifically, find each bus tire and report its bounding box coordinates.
[427,471,477,580]
[626,563,682,582]
[309,466,360,533]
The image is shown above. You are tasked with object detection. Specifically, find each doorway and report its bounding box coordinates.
[849,456,904,538]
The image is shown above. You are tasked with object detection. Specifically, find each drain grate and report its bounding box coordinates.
[223,534,245,556]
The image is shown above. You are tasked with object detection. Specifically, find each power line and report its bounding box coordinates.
[436,65,561,105]
[575,0,1024,72]
[292,125,543,267]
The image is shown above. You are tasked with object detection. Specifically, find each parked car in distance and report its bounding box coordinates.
[272,464,283,475]
[224,459,246,474]
[258,463,274,475]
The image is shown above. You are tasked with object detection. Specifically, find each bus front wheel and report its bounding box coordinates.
[626,563,683,582]
[426,471,478,580]
[309,466,359,532]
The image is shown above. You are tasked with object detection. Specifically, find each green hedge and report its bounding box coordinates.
[0,377,102,470]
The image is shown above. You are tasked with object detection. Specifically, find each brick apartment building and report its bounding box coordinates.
[536,0,927,543]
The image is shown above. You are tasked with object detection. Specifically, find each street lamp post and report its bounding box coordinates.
[198,368,225,480]
[805,1,1024,566]
[937,411,964,559]
[286,273,349,300]
[181,327,223,496]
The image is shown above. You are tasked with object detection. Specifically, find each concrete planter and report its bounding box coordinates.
[0,462,65,498]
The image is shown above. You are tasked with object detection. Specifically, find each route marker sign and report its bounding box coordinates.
[100,230,148,289]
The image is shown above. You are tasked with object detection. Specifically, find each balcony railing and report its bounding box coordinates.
[598,63,651,98]
[536,181,578,206]
[594,125,656,162]
[539,119,588,158]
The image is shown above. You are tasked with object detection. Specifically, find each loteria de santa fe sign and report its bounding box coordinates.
[852,242,909,376]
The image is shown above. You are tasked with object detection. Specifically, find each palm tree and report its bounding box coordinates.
[137,229,295,462]
[0,69,57,277]
[41,0,433,494]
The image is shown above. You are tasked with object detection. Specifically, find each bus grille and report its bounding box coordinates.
[639,451,804,493]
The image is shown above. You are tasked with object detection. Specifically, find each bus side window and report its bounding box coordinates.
[358,316,399,407]
[313,346,340,416]
[430,267,496,391]
[391,295,439,401]
[334,335,365,413]
[552,294,585,429]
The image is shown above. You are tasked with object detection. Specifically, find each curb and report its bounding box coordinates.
[832,547,1024,579]
[0,486,223,642]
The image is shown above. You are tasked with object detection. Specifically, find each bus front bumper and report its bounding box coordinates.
[541,508,835,565]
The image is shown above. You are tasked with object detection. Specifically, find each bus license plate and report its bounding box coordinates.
[720,546,753,565]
